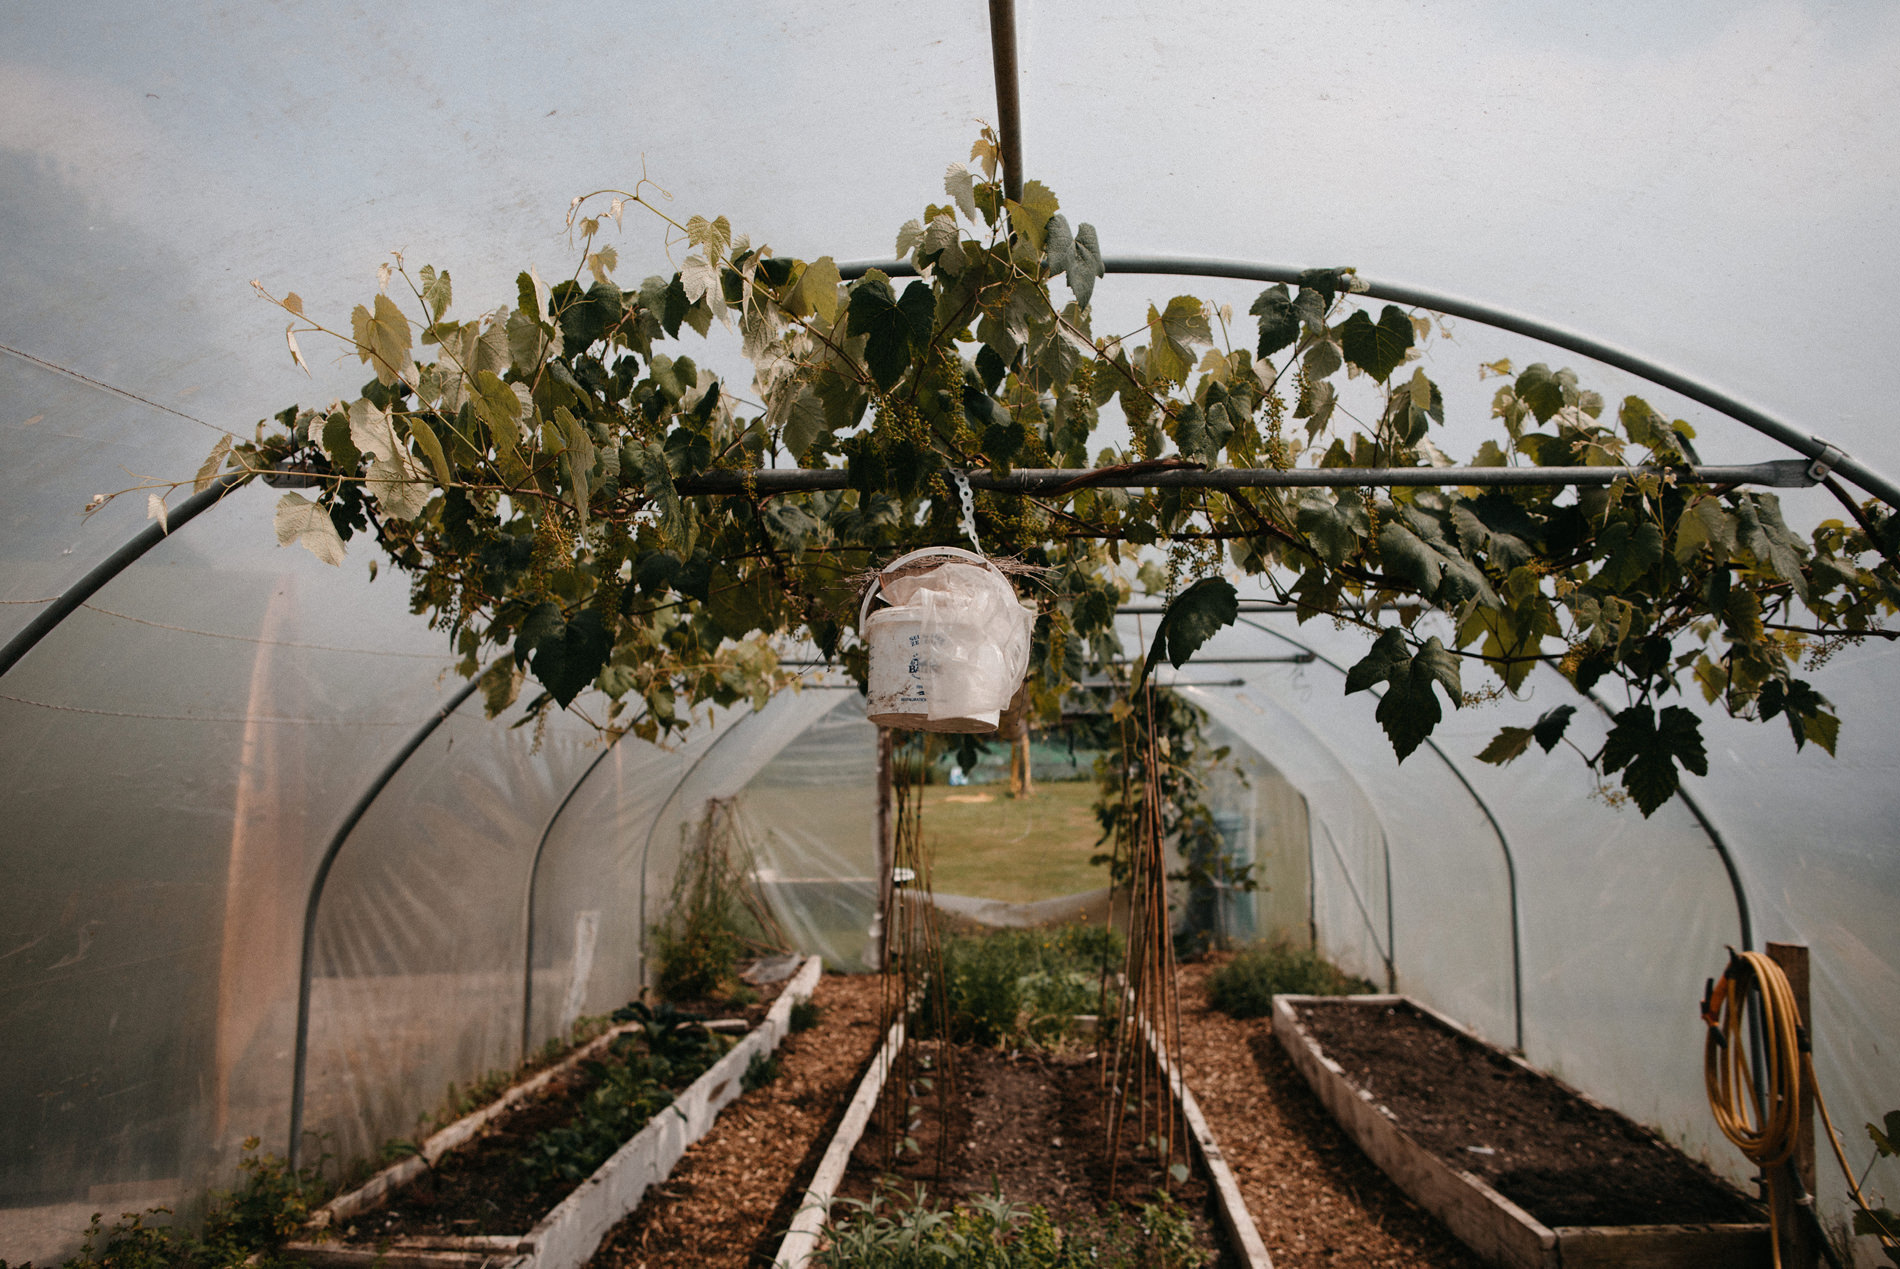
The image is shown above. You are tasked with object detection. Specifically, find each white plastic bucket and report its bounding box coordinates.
[860,546,1036,733]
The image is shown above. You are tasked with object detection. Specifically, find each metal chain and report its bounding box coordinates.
[952,470,981,553]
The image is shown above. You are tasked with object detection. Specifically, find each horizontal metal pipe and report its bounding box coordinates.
[672,460,1811,497]
[781,654,1311,669]
[1116,602,1385,616]
[834,256,1899,511]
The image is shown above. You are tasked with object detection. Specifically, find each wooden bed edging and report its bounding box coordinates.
[285,955,826,1269]
[770,1015,908,1269]
[1141,1021,1275,1269]
[1272,994,1771,1269]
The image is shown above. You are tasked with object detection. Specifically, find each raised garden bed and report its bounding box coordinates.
[772,1016,1269,1268]
[284,955,822,1269]
[1275,994,1769,1269]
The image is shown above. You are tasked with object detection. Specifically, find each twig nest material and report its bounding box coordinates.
[860,546,1037,732]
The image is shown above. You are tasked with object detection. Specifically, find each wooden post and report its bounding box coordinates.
[873,727,895,970]
[1767,941,1818,1269]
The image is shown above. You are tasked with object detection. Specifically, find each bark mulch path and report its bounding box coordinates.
[1296,997,1759,1228]
[587,972,886,1269]
[1175,957,1486,1269]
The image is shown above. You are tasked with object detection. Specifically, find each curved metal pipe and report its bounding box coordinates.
[1582,690,1753,952]
[519,736,625,1062]
[634,713,755,983]
[0,473,249,678]
[287,676,482,1170]
[834,256,1900,511]
[1235,616,1526,1050]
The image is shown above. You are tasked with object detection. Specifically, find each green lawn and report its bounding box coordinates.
[919,780,1109,902]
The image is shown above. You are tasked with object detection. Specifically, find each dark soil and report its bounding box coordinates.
[334,984,783,1241]
[1294,998,1762,1229]
[835,1041,1229,1265]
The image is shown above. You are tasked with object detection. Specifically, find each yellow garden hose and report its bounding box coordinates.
[1703,950,1897,1268]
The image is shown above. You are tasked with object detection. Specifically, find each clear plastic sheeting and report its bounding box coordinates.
[300,699,597,1169]
[731,692,883,970]
[1198,715,1313,949]
[0,489,468,1262]
[5,3,1900,1263]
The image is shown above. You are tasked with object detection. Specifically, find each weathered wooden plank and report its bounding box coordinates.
[771,1015,908,1269]
[1274,995,1773,1269]
[1556,1222,1773,1268]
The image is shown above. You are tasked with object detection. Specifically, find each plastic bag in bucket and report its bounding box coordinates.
[860,546,1036,732]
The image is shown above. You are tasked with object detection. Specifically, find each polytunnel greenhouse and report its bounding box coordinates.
[3,3,1898,1267]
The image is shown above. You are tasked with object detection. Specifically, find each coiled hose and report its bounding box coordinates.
[1703,949,1895,1268]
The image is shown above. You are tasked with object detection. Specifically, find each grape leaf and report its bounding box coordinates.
[783,386,828,460]
[1008,179,1060,251]
[1296,491,1368,567]
[531,609,612,708]
[1145,297,1210,385]
[1602,704,1708,816]
[1067,223,1103,309]
[273,492,346,566]
[1139,577,1239,688]
[847,274,934,391]
[1251,284,1299,359]
[1346,629,1461,761]
[1532,704,1576,751]
[1870,1110,1900,1157]
[1514,363,1575,423]
[1477,705,1575,766]
[1477,726,1535,765]
[351,293,413,387]
[944,162,977,221]
[1339,305,1414,382]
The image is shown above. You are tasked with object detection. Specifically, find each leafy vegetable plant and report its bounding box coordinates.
[1206,939,1374,1019]
[921,922,1120,1049]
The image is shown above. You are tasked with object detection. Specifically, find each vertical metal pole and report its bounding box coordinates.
[986,0,1024,203]
[873,727,896,969]
[1305,810,1318,952]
